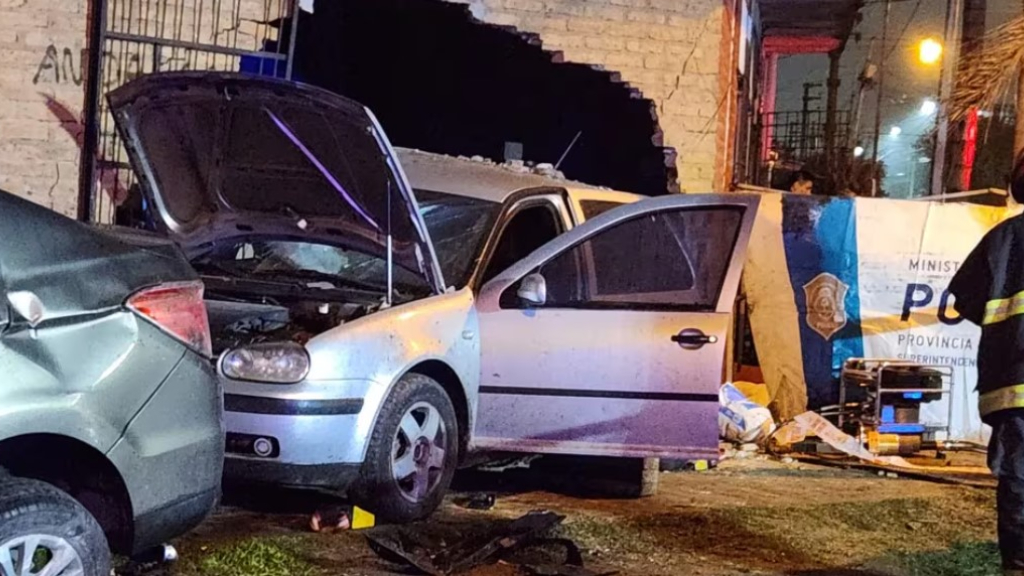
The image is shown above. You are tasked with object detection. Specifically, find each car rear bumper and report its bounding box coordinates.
[107,351,224,554]
[132,487,220,554]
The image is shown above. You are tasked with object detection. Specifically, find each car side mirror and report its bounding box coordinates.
[517,273,547,307]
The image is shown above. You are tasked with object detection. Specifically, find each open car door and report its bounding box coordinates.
[473,194,759,460]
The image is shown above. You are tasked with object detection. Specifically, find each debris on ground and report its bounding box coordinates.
[719,383,775,444]
[453,493,497,510]
[366,510,610,575]
[309,505,375,533]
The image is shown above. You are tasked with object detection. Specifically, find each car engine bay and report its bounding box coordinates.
[202,275,389,354]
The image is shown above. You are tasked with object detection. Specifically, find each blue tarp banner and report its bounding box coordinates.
[744,192,1020,441]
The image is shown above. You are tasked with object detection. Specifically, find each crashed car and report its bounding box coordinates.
[110,72,759,522]
[0,191,223,576]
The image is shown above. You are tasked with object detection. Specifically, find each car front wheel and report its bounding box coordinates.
[351,373,458,523]
[0,477,110,576]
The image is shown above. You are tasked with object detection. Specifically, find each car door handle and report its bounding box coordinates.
[671,329,718,350]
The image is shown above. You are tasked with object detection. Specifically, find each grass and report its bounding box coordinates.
[189,537,322,576]
[873,542,1001,576]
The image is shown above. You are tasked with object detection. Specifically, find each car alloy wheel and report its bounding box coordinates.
[391,401,448,503]
[0,534,85,576]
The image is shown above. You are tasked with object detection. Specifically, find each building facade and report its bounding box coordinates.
[0,0,786,219]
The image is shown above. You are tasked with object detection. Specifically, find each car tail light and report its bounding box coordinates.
[127,281,212,357]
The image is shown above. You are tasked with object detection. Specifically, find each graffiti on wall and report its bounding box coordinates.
[33,45,85,85]
[34,43,237,88]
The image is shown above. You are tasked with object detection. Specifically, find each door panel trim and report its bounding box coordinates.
[479,386,717,402]
[471,437,721,460]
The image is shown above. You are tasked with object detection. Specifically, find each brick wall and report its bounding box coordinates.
[449,0,733,192]
[0,0,88,216]
[0,0,735,217]
[0,0,286,218]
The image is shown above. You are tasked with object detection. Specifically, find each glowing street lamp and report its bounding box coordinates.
[920,99,937,115]
[919,38,943,65]
[890,125,902,137]
[854,145,865,158]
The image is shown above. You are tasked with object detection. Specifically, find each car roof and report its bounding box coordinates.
[396,147,617,204]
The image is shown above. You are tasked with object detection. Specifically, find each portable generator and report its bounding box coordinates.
[837,359,954,456]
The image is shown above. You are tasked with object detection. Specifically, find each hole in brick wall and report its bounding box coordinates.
[293,0,677,196]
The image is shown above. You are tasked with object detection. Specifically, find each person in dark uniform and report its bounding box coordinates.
[788,170,815,195]
[949,152,1024,576]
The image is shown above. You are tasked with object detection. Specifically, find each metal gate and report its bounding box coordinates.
[79,0,299,223]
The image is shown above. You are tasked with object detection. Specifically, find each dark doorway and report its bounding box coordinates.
[294,0,676,196]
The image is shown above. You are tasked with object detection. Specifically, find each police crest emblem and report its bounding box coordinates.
[803,273,849,340]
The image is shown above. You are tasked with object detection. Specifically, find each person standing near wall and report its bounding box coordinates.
[949,152,1024,576]
[788,170,815,195]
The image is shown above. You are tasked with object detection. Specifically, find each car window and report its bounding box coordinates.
[579,200,625,220]
[482,202,564,286]
[531,207,743,311]
[416,190,500,288]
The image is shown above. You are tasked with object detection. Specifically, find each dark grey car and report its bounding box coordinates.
[0,191,224,576]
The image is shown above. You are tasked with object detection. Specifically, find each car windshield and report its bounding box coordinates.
[416,189,500,287]
[190,189,498,293]
[191,239,430,296]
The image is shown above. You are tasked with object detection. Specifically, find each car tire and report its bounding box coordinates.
[351,373,459,523]
[0,477,110,576]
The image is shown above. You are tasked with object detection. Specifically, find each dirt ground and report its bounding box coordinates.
[157,455,1001,576]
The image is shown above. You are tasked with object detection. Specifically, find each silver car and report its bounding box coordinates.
[110,72,759,522]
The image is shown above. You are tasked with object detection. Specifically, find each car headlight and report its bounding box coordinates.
[220,342,311,384]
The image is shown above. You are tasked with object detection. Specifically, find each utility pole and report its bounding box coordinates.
[931,0,964,195]
[871,0,891,183]
[800,82,820,160]
[849,38,878,152]
[824,48,843,174]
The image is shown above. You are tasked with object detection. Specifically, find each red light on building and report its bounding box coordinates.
[961,108,978,190]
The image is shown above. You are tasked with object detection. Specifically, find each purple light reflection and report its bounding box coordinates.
[264,108,381,230]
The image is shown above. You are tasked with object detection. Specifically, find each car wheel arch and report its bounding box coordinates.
[407,360,469,462]
[0,433,134,553]
[374,359,469,464]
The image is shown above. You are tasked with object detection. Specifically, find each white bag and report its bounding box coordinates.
[719,383,776,444]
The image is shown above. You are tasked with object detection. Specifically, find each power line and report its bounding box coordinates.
[884,0,925,62]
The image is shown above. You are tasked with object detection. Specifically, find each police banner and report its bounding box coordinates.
[743,192,1019,442]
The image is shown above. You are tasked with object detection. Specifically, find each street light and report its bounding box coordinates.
[890,126,902,137]
[854,145,865,157]
[919,38,943,65]
[920,99,937,115]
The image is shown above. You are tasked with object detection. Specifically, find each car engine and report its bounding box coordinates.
[203,278,386,354]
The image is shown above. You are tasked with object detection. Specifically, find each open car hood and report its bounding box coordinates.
[108,72,445,294]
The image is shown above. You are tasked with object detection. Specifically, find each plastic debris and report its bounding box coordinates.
[310,505,375,533]
[719,383,776,444]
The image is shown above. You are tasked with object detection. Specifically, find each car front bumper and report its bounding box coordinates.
[222,379,380,490]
